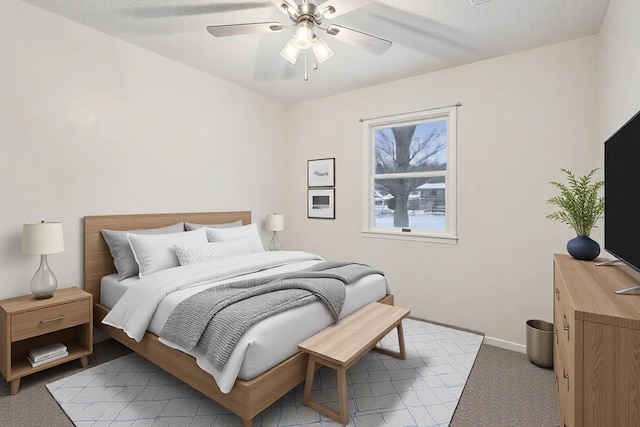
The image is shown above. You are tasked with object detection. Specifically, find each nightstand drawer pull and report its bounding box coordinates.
[40,315,65,323]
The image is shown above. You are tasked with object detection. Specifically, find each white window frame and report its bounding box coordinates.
[362,106,458,243]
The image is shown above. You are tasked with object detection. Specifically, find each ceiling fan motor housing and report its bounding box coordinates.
[207,0,392,62]
[292,1,324,25]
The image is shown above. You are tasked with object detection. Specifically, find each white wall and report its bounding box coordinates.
[0,1,288,299]
[2,0,629,351]
[284,37,599,350]
[596,0,640,158]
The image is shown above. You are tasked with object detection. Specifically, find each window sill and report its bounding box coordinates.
[361,230,458,244]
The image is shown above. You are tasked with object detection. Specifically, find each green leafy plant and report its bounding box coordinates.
[546,168,604,237]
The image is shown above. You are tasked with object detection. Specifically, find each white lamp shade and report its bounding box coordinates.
[280,37,300,64]
[265,214,285,232]
[21,222,64,255]
[293,20,314,49]
[312,36,334,63]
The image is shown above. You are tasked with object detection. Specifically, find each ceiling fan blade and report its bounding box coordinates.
[320,0,375,19]
[207,22,283,37]
[128,2,266,18]
[325,24,392,54]
[271,0,300,16]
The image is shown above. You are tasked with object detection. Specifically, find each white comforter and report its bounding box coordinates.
[103,250,388,393]
[103,251,323,342]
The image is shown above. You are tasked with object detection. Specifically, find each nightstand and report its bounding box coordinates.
[0,287,93,394]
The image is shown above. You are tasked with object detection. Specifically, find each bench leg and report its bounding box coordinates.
[337,366,348,425]
[397,321,407,359]
[303,355,349,425]
[303,354,316,405]
[374,321,407,360]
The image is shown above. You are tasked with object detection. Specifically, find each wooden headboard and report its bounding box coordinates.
[83,211,252,305]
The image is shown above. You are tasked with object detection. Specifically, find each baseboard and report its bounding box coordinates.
[483,336,526,353]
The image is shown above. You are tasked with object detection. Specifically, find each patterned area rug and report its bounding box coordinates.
[47,319,483,426]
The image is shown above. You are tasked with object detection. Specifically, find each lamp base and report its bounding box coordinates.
[30,254,58,299]
[269,232,282,251]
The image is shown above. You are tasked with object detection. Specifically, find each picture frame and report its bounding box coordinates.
[308,188,335,219]
[307,158,335,188]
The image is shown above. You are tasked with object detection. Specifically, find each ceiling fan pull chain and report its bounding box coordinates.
[304,49,309,81]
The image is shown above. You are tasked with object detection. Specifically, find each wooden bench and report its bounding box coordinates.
[297,302,410,425]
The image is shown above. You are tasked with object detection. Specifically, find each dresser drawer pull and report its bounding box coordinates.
[555,328,558,344]
[555,287,560,300]
[40,315,65,323]
[563,314,570,338]
[563,369,570,390]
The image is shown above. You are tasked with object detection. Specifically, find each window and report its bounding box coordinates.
[363,106,457,243]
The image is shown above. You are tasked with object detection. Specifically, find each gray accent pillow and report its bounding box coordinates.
[101,222,184,281]
[184,220,243,231]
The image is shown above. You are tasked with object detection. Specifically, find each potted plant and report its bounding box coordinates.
[546,168,604,260]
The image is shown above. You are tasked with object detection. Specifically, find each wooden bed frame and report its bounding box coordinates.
[84,211,393,426]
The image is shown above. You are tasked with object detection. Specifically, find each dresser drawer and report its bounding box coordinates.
[11,300,89,342]
[554,276,575,362]
[556,334,575,426]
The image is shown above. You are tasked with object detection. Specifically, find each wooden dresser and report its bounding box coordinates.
[553,253,640,427]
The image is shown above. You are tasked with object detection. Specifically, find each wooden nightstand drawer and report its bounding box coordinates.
[11,300,89,342]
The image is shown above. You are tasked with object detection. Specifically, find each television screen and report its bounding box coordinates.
[604,109,640,273]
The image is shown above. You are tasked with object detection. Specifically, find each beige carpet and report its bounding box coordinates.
[450,344,558,426]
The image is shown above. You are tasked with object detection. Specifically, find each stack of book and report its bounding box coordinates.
[28,342,68,367]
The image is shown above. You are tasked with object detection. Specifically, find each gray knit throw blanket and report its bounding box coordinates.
[160,261,384,370]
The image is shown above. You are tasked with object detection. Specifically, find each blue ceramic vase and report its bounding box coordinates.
[567,235,600,261]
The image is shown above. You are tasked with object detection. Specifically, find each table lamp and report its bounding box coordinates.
[265,213,284,251]
[21,221,64,299]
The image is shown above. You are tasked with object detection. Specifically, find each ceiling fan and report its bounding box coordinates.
[206,0,392,77]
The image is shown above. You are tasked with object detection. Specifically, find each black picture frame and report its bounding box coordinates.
[307,188,335,219]
[307,158,335,188]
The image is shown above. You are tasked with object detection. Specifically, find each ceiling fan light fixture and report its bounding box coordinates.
[280,36,300,64]
[293,19,314,49]
[312,36,333,63]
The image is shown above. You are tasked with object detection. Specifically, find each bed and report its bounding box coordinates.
[84,211,394,426]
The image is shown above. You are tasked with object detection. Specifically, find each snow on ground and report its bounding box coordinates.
[374,211,446,231]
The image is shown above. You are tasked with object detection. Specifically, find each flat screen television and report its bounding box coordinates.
[603,108,640,292]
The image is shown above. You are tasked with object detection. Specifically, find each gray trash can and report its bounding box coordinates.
[526,319,554,368]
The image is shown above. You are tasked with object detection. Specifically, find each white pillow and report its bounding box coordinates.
[205,223,265,253]
[127,228,208,277]
[101,222,185,281]
[184,220,243,231]
[173,237,251,266]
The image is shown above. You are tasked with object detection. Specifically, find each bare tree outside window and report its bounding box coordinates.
[375,123,447,227]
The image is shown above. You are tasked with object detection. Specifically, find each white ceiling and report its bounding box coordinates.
[20,0,610,105]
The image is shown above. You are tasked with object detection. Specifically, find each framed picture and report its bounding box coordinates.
[307,158,335,188]
[308,188,335,219]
